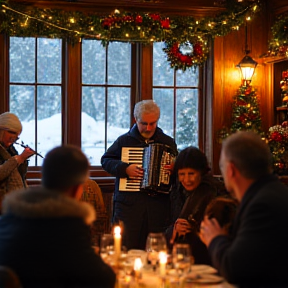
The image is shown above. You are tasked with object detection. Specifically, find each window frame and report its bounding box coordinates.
[0,33,214,185]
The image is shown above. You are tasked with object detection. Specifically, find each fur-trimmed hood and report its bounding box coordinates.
[2,186,96,225]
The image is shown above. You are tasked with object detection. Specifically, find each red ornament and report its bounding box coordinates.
[193,43,203,56]
[135,15,143,24]
[282,71,288,79]
[149,14,161,21]
[278,162,285,169]
[245,87,252,95]
[161,18,170,29]
[271,131,283,142]
[282,121,288,128]
[236,100,247,106]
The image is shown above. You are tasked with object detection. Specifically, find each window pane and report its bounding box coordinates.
[36,86,62,166]
[153,42,173,86]
[10,37,62,166]
[10,85,36,164]
[153,89,174,138]
[176,89,199,149]
[108,42,131,85]
[37,38,62,83]
[82,40,106,84]
[107,87,130,143]
[10,37,35,83]
[81,41,132,165]
[82,87,106,165]
[176,68,199,87]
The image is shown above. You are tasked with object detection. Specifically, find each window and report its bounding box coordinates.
[81,41,132,165]
[6,37,202,170]
[153,42,199,150]
[9,37,62,166]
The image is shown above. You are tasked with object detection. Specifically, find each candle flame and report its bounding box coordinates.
[159,251,167,264]
[114,225,121,236]
[134,257,143,270]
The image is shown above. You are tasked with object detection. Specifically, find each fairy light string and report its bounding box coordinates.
[0,0,261,44]
[0,0,262,69]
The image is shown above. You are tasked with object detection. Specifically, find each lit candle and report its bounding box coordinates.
[134,257,143,279]
[159,251,167,277]
[114,225,121,260]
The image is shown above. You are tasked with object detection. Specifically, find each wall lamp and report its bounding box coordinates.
[236,21,258,86]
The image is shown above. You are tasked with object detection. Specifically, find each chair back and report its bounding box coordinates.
[81,179,110,246]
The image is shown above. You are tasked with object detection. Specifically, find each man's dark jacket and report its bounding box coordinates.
[101,124,177,204]
[208,174,288,288]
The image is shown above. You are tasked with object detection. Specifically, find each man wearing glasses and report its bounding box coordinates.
[0,112,34,212]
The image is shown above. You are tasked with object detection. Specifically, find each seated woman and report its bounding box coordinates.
[166,146,228,265]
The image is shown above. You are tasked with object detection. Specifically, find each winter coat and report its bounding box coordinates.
[0,187,116,288]
[0,144,28,212]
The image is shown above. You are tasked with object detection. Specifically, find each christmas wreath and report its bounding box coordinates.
[163,39,209,71]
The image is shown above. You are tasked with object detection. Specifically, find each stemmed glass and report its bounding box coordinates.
[100,234,114,262]
[172,243,191,277]
[145,232,167,271]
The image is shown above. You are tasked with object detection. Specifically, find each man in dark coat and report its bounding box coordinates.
[200,131,288,288]
[0,145,116,288]
[101,100,177,250]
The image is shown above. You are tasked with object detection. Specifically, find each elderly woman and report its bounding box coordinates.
[0,112,34,211]
[166,146,227,265]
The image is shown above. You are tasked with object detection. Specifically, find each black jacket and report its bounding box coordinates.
[101,124,177,203]
[208,174,288,287]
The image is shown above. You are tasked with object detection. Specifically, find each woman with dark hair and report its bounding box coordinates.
[166,146,227,265]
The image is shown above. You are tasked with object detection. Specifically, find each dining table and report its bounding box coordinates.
[102,250,236,288]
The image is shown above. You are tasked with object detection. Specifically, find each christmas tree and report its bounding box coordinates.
[230,85,262,134]
[217,85,263,142]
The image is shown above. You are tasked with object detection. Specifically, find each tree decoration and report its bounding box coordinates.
[265,13,288,58]
[163,38,208,70]
[281,70,288,106]
[266,123,288,175]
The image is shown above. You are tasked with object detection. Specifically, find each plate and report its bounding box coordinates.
[191,264,218,274]
[185,273,224,284]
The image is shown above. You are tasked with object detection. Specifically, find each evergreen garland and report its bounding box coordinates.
[0,0,261,45]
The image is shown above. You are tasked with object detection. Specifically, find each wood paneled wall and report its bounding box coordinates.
[212,3,275,174]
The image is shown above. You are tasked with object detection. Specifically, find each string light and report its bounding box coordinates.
[0,1,262,44]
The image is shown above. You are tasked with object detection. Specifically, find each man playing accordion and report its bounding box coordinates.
[101,99,177,250]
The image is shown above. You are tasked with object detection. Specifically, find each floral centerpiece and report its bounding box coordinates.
[266,122,288,175]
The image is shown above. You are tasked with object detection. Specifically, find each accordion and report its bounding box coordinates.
[119,143,176,194]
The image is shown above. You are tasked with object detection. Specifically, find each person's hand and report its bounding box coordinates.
[199,216,227,247]
[15,147,36,164]
[170,218,191,244]
[125,164,144,179]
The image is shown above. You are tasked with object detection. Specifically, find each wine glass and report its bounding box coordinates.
[172,243,191,276]
[145,232,167,271]
[100,234,114,261]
